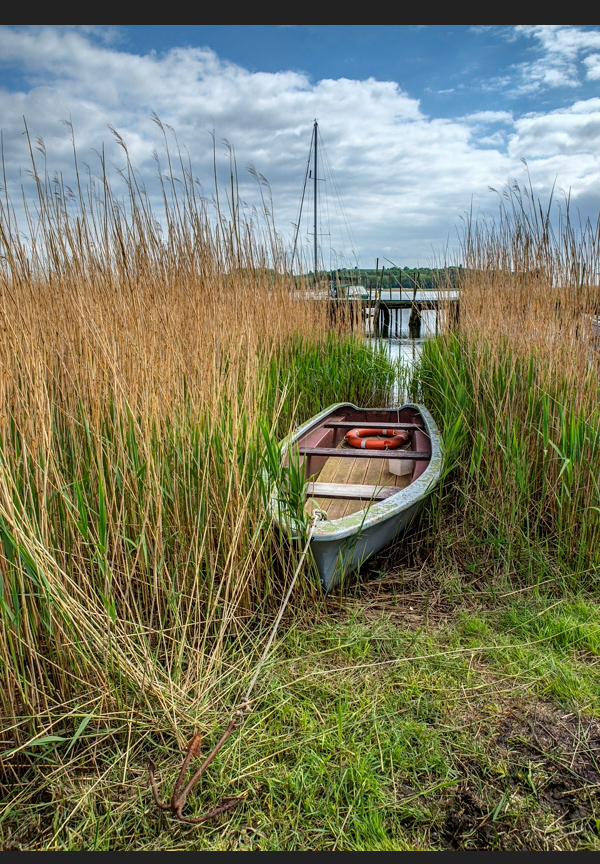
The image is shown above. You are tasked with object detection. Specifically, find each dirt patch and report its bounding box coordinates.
[496,702,600,817]
[439,785,526,850]
[435,701,600,850]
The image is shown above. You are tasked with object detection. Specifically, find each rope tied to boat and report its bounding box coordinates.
[148,510,323,824]
[240,509,323,708]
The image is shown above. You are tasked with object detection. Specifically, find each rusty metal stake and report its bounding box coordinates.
[148,716,243,824]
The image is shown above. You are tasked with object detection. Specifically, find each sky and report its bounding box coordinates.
[1,25,600,269]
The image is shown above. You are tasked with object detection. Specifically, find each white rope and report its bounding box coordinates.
[238,511,323,712]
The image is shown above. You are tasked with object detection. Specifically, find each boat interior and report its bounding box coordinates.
[287,406,432,521]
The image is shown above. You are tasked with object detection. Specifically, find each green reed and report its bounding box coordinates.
[414,180,600,589]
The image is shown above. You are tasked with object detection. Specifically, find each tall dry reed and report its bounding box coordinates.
[0,123,393,743]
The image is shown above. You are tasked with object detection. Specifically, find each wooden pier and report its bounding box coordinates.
[327,293,460,337]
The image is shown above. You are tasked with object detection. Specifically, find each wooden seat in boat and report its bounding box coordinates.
[306,481,398,501]
[305,444,415,519]
[298,446,429,460]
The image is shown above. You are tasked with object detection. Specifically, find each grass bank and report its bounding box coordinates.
[4,569,599,851]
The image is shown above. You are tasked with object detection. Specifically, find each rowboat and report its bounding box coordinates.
[270,402,443,591]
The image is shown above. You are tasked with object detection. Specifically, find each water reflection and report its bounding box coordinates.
[367,309,438,406]
[365,307,440,340]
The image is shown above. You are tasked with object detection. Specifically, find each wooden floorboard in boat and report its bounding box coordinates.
[305,443,412,520]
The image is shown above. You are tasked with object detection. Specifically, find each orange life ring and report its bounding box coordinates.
[345,428,411,450]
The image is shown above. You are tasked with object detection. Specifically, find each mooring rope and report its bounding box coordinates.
[239,510,323,711]
[148,510,324,823]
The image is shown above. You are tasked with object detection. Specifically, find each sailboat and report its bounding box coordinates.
[291,121,364,299]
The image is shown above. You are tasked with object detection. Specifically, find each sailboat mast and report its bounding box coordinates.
[313,120,318,288]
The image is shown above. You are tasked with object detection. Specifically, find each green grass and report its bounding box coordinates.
[2,573,599,851]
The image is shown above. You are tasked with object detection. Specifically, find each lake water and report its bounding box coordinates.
[367,308,439,405]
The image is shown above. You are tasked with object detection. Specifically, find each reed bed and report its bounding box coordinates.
[415,178,600,588]
[0,127,396,751]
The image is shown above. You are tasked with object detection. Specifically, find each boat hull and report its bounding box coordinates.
[272,402,443,591]
[309,498,422,590]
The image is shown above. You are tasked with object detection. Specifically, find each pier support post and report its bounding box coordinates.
[381,304,390,338]
[328,300,339,327]
[450,299,460,329]
[409,303,421,338]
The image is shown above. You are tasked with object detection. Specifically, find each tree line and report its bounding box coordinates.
[328,267,464,290]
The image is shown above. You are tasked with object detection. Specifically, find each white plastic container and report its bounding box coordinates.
[389,454,413,476]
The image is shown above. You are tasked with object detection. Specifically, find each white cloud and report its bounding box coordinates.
[478,132,506,146]
[463,110,513,123]
[510,99,600,157]
[584,53,600,80]
[510,25,600,94]
[516,25,600,59]
[0,26,599,266]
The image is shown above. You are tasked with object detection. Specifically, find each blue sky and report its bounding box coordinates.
[1,25,600,268]
[113,25,600,119]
